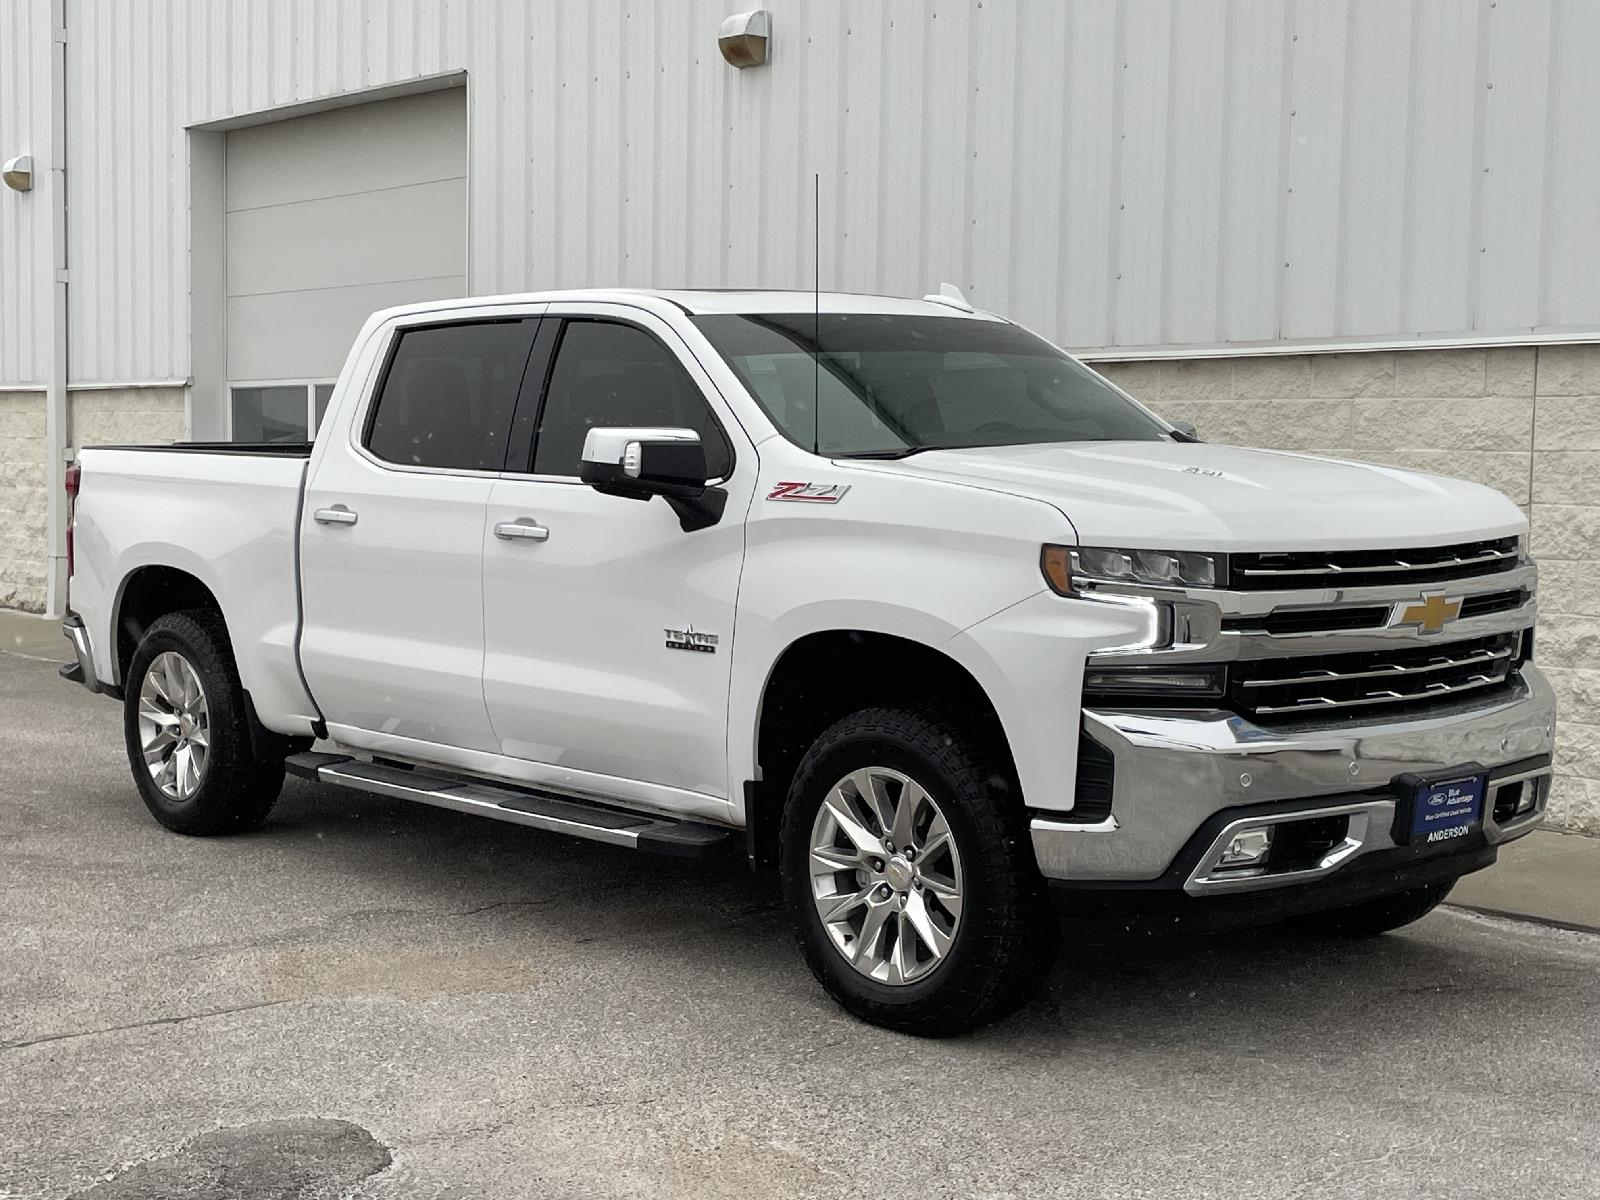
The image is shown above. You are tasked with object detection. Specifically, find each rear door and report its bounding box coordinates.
[480,304,754,812]
[299,312,543,753]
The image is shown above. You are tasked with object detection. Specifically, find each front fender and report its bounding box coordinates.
[941,590,1153,815]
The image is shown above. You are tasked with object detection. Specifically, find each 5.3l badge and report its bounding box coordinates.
[664,626,719,654]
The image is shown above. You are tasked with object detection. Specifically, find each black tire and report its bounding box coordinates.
[123,609,285,836]
[1290,881,1455,937]
[779,705,1057,1036]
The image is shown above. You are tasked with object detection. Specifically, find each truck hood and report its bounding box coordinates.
[857,441,1525,552]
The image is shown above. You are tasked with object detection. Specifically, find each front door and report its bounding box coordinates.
[299,313,543,753]
[481,305,754,816]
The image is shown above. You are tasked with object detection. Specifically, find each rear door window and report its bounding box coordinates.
[529,320,733,479]
[365,320,539,471]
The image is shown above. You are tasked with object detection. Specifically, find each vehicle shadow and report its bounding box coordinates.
[258,776,1584,1053]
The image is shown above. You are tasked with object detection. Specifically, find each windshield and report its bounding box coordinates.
[693,312,1171,456]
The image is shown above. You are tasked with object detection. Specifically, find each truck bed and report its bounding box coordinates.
[70,443,320,730]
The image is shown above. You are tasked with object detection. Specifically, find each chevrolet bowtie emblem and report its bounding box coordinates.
[1395,593,1464,635]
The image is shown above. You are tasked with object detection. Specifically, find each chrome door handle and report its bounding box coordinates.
[494,519,550,542]
[313,505,358,526]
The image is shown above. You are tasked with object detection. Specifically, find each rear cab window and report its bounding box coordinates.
[364,319,540,471]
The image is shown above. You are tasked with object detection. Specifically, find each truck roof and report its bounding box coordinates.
[368,288,1004,323]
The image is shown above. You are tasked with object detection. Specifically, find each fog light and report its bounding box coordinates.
[1516,782,1538,815]
[1083,667,1224,697]
[1218,827,1273,868]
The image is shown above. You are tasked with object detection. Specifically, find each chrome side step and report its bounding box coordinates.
[285,752,736,859]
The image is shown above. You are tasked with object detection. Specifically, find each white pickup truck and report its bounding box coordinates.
[60,289,1555,1035]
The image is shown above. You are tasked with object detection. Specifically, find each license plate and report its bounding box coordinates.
[1409,772,1486,846]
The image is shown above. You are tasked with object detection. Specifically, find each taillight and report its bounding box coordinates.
[64,462,80,578]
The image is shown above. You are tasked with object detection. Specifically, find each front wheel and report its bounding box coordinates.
[1290,881,1455,937]
[780,705,1057,1036]
[123,610,285,835]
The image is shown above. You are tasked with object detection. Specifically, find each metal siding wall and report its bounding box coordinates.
[1477,0,1554,333]
[13,0,1600,386]
[1217,0,1288,344]
[1404,0,1480,335]
[1162,5,1227,347]
[1543,1,1600,328]
[1339,0,1413,337]
[0,0,50,386]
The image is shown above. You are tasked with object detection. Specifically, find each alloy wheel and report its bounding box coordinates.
[137,651,210,800]
[807,766,965,985]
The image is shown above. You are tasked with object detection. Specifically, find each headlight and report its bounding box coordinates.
[1040,544,1221,594]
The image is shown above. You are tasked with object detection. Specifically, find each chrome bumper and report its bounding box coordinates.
[1030,664,1557,885]
[60,613,101,694]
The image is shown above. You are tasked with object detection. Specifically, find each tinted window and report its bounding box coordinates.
[365,320,537,471]
[693,313,1169,456]
[531,320,733,478]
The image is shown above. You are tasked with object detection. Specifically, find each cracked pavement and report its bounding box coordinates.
[2,649,1599,1199]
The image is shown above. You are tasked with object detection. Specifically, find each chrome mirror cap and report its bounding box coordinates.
[580,426,701,477]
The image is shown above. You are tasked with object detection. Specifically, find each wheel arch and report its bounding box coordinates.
[112,563,226,688]
[113,564,309,762]
[745,628,1019,871]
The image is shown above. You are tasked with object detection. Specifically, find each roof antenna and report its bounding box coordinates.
[923,282,975,313]
[812,172,821,456]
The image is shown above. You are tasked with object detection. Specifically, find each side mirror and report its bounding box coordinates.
[1169,419,1200,442]
[579,427,726,531]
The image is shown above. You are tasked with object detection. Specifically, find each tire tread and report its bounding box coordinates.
[123,609,283,836]
[780,704,1055,1036]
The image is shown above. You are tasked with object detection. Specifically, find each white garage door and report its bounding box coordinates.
[224,88,467,441]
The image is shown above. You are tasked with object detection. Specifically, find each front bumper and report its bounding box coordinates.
[1046,837,1501,936]
[1030,663,1556,887]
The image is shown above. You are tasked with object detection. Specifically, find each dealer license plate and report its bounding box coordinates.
[1409,771,1486,847]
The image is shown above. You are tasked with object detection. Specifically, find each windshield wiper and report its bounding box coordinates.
[836,446,935,460]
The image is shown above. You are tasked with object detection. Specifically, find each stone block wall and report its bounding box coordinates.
[0,392,48,612]
[1097,343,1600,835]
[68,388,186,450]
[0,387,185,613]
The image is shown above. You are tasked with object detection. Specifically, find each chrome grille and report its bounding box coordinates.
[1230,632,1522,719]
[1230,536,1520,590]
[1222,587,1530,636]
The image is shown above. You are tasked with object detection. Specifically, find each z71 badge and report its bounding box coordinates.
[766,481,851,503]
[664,626,719,654]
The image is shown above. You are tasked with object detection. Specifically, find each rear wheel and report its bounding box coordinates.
[1291,881,1455,937]
[123,610,284,835]
[780,705,1056,1036]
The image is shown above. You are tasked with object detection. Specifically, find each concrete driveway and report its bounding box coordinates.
[2,647,1597,1199]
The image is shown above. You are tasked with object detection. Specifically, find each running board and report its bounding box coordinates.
[285,752,735,859]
